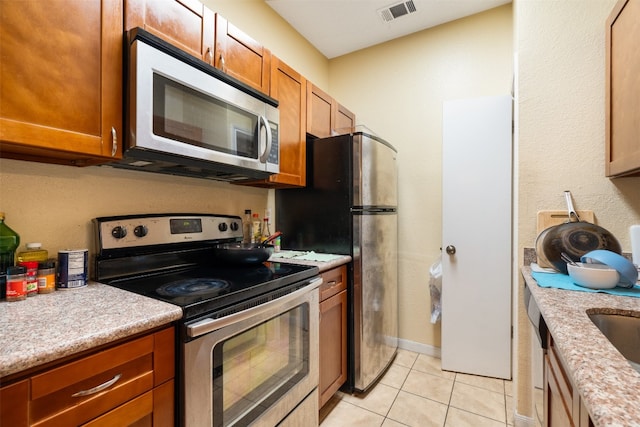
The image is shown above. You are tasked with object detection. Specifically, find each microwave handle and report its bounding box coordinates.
[258,115,272,163]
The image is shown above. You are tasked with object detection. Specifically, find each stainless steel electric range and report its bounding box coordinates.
[94,213,321,427]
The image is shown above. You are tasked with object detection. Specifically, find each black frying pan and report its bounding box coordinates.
[212,243,275,265]
[535,191,621,274]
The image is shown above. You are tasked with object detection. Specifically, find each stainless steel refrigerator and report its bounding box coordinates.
[276,131,398,393]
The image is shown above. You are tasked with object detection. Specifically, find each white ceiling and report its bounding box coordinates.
[266,0,511,59]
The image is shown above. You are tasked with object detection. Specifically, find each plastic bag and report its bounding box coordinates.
[429,255,442,324]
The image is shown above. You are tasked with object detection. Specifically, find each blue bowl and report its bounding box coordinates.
[580,250,638,288]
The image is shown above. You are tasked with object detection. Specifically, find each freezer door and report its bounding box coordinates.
[354,133,397,208]
[352,211,398,391]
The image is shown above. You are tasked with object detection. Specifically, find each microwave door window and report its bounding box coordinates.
[152,74,259,159]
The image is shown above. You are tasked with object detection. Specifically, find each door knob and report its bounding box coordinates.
[445,245,456,255]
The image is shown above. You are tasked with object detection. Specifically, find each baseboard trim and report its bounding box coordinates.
[513,412,535,427]
[397,338,441,358]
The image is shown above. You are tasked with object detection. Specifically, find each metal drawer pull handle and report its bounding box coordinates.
[111,127,118,157]
[71,373,122,397]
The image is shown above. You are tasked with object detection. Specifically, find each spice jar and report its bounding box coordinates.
[37,259,56,294]
[6,265,27,301]
[19,260,39,296]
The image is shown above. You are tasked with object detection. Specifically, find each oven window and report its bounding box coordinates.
[213,303,309,427]
[152,74,259,159]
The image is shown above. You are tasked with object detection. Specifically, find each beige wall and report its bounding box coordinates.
[0,0,329,270]
[515,0,640,421]
[329,5,514,350]
[202,0,330,89]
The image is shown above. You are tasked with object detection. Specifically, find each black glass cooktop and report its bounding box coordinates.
[105,261,319,320]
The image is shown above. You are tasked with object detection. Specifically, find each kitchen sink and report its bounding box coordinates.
[588,312,640,373]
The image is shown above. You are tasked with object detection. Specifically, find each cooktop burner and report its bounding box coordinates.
[105,261,318,320]
[156,278,231,297]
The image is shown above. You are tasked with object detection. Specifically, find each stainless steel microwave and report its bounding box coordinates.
[109,28,279,182]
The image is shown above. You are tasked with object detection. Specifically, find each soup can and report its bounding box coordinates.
[57,249,88,289]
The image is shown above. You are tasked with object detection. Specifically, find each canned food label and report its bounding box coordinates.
[58,250,88,289]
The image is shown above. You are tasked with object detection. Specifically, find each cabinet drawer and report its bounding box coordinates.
[319,265,347,301]
[30,334,156,427]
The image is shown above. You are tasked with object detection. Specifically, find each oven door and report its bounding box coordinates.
[183,278,320,427]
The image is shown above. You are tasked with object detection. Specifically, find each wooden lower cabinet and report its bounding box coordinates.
[0,379,29,427]
[0,326,175,427]
[544,332,594,427]
[318,265,348,408]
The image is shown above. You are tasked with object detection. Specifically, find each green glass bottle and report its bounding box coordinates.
[0,212,21,299]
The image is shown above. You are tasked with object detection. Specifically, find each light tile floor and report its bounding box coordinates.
[320,349,514,427]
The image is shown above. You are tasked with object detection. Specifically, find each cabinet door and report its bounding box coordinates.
[306,83,333,138]
[241,57,307,188]
[214,14,271,94]
[605,0,640,177]
[543,352,572,427]
[0,379,28,427]
[319,289,347,408]
[544,333,586,427]
[333,103,356,135]
[0,0,122,165]
[125,0,215,64]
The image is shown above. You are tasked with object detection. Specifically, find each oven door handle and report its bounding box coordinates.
[186,277,322,338]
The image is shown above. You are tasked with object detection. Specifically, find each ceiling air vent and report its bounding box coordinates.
[378,0,417,23]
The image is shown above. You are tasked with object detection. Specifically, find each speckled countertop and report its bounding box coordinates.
[268,251,352,272]
[0,283,182,379]
[522,266,640,427]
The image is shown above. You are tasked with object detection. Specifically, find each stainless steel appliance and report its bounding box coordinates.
[93,213,320,426]
[276,131,398,392]
[524,283,547,427]
[109,28,280,182]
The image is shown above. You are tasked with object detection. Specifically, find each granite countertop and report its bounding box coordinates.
[269,250,352,273]
[0,283,182,379]
[522,266,640,426]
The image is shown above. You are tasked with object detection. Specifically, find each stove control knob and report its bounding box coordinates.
[230,221,239,232]
[218,222,228,232]
[134,225,148,238]
[111,226,127,239]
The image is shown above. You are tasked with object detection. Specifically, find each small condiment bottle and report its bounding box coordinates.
[6,265,27,301]
[37,259,56,294]
[262,217,271,242]
[18,260,39,296]
[251,213,262,244]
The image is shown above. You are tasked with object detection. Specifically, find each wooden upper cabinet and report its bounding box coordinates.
[306,83,334,138]
[334,103,356,135]
[238,57,307,188]
[214,14,271,94]
[0,0,123,166]
[605,0,640,177]
[124,0,215,64]
[307,82,356,138]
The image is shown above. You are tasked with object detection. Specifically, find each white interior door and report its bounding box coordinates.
[441,95,512,379]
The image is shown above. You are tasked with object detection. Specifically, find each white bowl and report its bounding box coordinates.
[567,262,620,289]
